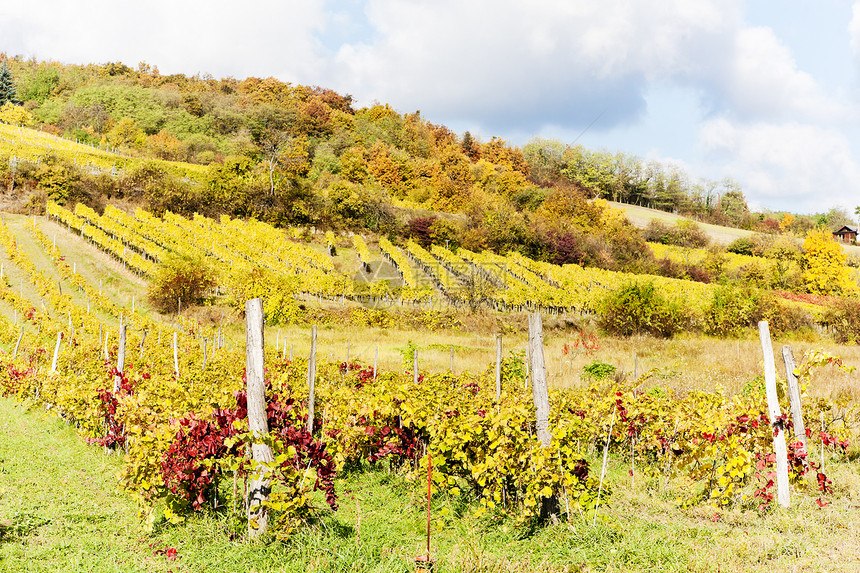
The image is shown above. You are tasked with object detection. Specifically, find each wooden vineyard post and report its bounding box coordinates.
[306,325,317,434]
[449,345,454,374]
[594,404,616,526]
[173,332,179,378]
[525,342,530,390]
[758,321,790,508]
[139,329,148,359]
[528,313,550,446]
[413,348,419,384]
[373,345,378,381]
[50,332,63,373]
[245,298,274,538]
[633,353,638,381]
[782,345,807,452]
[528,312,555,519]
[495,334,502,402]
[114,324,126,393]
[13,327,23,357]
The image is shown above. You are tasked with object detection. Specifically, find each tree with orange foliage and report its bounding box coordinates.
[480,136,529,176]
[147,129,185,161]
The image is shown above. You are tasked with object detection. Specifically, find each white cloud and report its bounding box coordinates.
[0,1,329,80]
[715,26,849,122]
[699,118,860,212]
[850,1,860,60]
[328,0,742,131]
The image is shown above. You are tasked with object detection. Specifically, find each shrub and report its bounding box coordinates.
[598,281,684,337]
[644,220,709,248]
[726,237,754,256]
[704,284,763,337]
[407,216,436,246]
[822,298,860,344]
[582,360,616,381]
[147,253,216,313]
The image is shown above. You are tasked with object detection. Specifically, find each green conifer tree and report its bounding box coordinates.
[0,61,20,106]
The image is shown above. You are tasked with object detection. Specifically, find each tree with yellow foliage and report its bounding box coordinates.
[0,102,32,126]
[802,229,855,295]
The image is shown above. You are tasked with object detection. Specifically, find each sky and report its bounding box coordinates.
[1,0,859,215]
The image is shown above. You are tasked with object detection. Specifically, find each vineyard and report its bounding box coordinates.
[0,205,859,572]
[0,123,207,183]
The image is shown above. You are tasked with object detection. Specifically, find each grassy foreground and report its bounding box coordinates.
[2,396,860,572]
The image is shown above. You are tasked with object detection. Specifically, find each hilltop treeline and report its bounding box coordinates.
[0,56,853,269]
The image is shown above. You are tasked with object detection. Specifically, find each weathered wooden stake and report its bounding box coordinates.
[50,332,63,373]
[13,327,23,357]
[758,321,790,508]
[306,326,317,434]
[139,330,148,359]
[525,342,530,389]
[202,339,208,370]
[173,332,179,377]
[528,313,551,446]
[449,345,454,373]
[413,348,419,384]
[245,298,273,538]
[104,331,110,361]
[373,345,378,381]
[594,405,616,526]
[782,345,806,452]
[495,334,502,401]
[114,324,126,392]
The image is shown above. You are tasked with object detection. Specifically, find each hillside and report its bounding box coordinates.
[1,57,855,269]
[615,201,860,258]
[610,201,755,246]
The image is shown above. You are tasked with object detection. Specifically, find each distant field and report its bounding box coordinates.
[611,201,860,257]
[610,202,755,246]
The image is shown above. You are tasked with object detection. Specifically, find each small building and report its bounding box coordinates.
[833,225,858,244]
